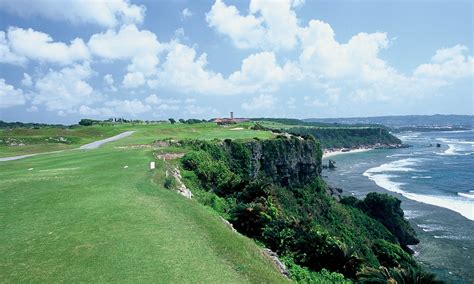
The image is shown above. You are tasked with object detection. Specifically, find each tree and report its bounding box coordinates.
[79,119,99,126]
[169,118,176,124]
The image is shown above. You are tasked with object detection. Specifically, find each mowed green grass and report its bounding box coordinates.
[0,122,273,157]
[0,129,286,282]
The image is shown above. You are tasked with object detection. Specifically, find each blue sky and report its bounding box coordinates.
[0,0,472,124]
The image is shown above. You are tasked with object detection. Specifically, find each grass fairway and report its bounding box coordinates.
[0,122,272,157]
[0,127,286,282]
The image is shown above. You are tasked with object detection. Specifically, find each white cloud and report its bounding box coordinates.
[0,78,26,108]
[206,0,300,50]
[144,94,181,111]
[21,73,33,87]
[32,63,100,111]
[241,94,276,110]
[228,51,301,92]
[103,74,114,85]
[4,27,89,65]
[248,0,300,49]
[155,43,231,94]
[155,43,298,95]
[299,20,390,80]
[123,72,145,88]
[78,105,103,116]
[181,8,193,19]
[0,0,145,28]
[206,0,265,49]
[27,105,38,112]
[79,99,151,117]
[414,45,474,79]
[105,99,151,116]
[0,31,27,65]
[88,25,161,75]
[145,94,161,105]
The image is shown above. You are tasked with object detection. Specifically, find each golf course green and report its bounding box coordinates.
[0,123,286,282]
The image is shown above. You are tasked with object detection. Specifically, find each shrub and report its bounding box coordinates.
[372,239,417,269]
[282,256,350,284]
[230,200,276,238]
[164,176,176,190]
[358,193,419,247]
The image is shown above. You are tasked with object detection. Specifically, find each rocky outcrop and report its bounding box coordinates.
[170,167,192,199]
[262,248,290,278]
[225,137,322,188]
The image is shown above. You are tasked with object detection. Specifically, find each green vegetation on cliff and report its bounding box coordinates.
[179,136,433,282]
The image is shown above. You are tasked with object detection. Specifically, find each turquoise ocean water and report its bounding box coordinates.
[323,130,474,283]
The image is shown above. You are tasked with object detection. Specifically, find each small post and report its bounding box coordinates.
[150,161,155,170]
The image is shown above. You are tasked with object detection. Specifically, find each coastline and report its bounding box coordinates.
[323,148,373,158]
[322,130,474,282]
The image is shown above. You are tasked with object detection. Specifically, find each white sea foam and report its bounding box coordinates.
[398,132,420,139]
[364,158,422,173]
[403,209,423,219]
[458,192,474,199]
[433,234,470,240]
[438,130,473,134]
[364,158,474,221]
[436,138,474,156]
[417,223,445,232]
[386,153,413,158]
[411,176,432,179]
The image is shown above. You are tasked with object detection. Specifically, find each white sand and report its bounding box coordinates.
[323,148,372,159]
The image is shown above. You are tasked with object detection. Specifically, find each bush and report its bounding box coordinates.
[358,193,419,247]
[372,239,417,268]
[78,118,99,126]
[230,201,274,238]
[281,256,350,284]
[164,176,176,190]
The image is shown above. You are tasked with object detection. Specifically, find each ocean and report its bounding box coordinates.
[323,130,474,283]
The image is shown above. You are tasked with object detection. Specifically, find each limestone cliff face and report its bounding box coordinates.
[224,136,322,188]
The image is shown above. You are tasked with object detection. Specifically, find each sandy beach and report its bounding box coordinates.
[323,148,373,158]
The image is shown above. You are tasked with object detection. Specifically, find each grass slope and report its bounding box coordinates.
[0,125,285,282]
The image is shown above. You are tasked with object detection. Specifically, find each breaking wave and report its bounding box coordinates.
[364,158,474,221]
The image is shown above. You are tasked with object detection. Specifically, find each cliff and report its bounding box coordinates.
[179,136,425,282]
[222,136,322,188]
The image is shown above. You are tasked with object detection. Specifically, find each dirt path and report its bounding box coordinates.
[0,131,135,162]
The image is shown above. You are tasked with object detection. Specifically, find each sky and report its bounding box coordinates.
[0,0,472,124]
